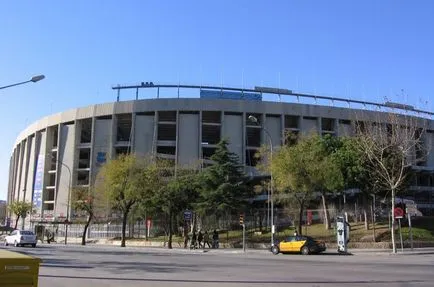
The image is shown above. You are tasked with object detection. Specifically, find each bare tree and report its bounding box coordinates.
[354,110,429,253]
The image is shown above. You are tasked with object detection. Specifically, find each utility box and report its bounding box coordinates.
[0,249,42,286]
[336,216,350,254]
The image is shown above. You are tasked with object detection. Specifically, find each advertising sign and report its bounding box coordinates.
[32,154,45,212]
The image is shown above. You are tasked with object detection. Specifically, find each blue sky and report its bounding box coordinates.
[1,0,434,200]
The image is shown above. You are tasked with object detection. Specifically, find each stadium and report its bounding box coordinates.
[7,83,434,233]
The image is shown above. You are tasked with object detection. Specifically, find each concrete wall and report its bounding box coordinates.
[57,123,76,217]
[223,113,244,161]
[134,114,155,157]
[178,113,199,166]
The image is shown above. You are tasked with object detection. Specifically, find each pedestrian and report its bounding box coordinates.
[191,231,197,249]
[203,231,211,249]
[212,229,219,249]
[294,230,299,239]
[197,230,203,248]
[183,227,189,249]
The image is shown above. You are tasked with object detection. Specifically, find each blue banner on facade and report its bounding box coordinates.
[33,154,45,210]
[200,89,262,101]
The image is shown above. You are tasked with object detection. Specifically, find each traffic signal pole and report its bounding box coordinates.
[240,214,246,253]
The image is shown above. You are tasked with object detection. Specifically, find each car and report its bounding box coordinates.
[271,235,326,255]
[4,230,37,247]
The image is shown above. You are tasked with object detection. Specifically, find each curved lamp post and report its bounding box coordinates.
[248,115,275,250]
[0,75,45,90]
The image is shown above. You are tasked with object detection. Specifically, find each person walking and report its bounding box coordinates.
[212,229,219,249]
[203,231,211,249]
[197,230,203,248]
[191,231,197,249]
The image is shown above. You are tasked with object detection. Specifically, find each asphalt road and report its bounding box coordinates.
[2,244,434,287]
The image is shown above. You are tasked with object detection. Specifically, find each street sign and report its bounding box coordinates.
[394,207,404,219]
[184,210,192,221]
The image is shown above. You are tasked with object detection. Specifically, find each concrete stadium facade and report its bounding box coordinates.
[7,85,434,228]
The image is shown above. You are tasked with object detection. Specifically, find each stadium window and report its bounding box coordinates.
[158,111,177,122]
[202,111,221,124]
[80,119,92,143]
[202,125,221,145]
[246,127,261,147]
[285,115,299,129]
[77,171,90,186]
[78,148,91,169]
[322,118,335,132]
[116,114,132,142]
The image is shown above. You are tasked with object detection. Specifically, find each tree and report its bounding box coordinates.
[152,168,200,249]
[97,154,161,247]
[8,201,32,229]
[354,111,428,253]
[70,185,107,245]
[269,134,344,233]
[196,139,250,221]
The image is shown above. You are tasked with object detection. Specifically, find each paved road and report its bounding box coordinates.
[2,245,434,287]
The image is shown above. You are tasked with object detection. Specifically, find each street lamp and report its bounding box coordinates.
[248,115,275,250]
[49,155,72,245]
[0,75,45,90]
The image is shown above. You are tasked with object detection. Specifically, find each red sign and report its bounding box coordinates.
[394,207,404,218]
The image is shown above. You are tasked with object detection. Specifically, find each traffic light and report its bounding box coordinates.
[239,214,244,225]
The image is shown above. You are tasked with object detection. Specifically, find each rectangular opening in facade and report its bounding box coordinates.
[80,119,92,143]
[202,147,217,159]
[48,173,56,187]
[202,125,221,145]
[97,115,112,120]
[51,126,58,148]
[157,146,176,155]
[285,115,299,129]
[202,111,221,124]
[158,123,176,141]
[322,118,335,132]
[136,111,154,116]
[245,149,260,166]
[77,170,90,186]
[43,203,54,211]
[78,148,91,169]
[50,151,57,171]
[115,146,130,157]
[116,114,132,142]
[246,127,261,147]
[246,113,262,125]
[158,111,177,122]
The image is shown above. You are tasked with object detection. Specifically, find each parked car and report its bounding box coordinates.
[271,235,326,255]
[4,230,37,247]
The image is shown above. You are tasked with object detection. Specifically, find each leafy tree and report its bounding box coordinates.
[270,134,344,233]
[70,184,107,245]
[354,112,427,253]
[197,139,250,221]
[97,154,160,247]
[152,167,200,249]
[306,134,344,230]
[8,201,32,229]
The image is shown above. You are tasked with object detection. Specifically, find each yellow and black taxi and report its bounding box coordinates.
[271,235,326,255]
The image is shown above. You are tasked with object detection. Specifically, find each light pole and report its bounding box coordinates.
[248,115,274,249]
[49,155,72,245]
[0,75,45,90]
